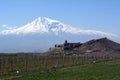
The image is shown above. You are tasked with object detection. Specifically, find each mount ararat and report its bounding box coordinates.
[0,17,118,53]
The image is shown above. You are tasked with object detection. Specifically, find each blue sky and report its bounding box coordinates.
[0,0,120,52]
[0,0,120,35]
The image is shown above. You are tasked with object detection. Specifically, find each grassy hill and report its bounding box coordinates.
[1,59,119,80]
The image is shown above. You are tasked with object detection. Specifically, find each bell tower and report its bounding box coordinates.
[65,40,67,44]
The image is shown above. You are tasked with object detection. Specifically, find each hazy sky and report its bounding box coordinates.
[0,0,120,35]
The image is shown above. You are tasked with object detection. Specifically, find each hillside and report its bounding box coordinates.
[49,37,120,56]
[78,37,120,55]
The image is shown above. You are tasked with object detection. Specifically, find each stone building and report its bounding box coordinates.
[55,40,82,50]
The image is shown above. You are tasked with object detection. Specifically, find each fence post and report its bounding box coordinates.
[25,54,28,72]
[0,56,2,75]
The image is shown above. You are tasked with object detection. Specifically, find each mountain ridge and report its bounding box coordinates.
[0,17,117,38]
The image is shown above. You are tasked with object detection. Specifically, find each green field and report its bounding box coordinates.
[1,59,119,80]
[0,53,120,80]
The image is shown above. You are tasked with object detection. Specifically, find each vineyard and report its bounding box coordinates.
[0,53,114,77]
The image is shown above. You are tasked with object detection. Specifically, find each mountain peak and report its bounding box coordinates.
[37,17,59,23]
[29,17,58,28]
[0,17,118,38]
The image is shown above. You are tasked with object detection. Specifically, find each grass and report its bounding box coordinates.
[15,59,120,80]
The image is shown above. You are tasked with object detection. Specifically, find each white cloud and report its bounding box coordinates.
[1,24,18,30]
[2,24,8,27]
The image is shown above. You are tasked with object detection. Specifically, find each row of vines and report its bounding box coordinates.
[0,53,115,76]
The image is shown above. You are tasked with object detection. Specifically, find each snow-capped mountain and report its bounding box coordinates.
[0,17,119,53]
[0,17,117,38]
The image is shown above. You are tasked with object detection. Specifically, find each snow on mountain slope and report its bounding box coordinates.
[0,17,118,38]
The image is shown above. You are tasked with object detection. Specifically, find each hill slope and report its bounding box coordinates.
[76,38,119,55]
[50,37,120,56]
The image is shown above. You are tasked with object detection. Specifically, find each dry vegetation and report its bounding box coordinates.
[0,53,114,77]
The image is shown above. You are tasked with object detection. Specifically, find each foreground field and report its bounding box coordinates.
[17,59,120,80]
